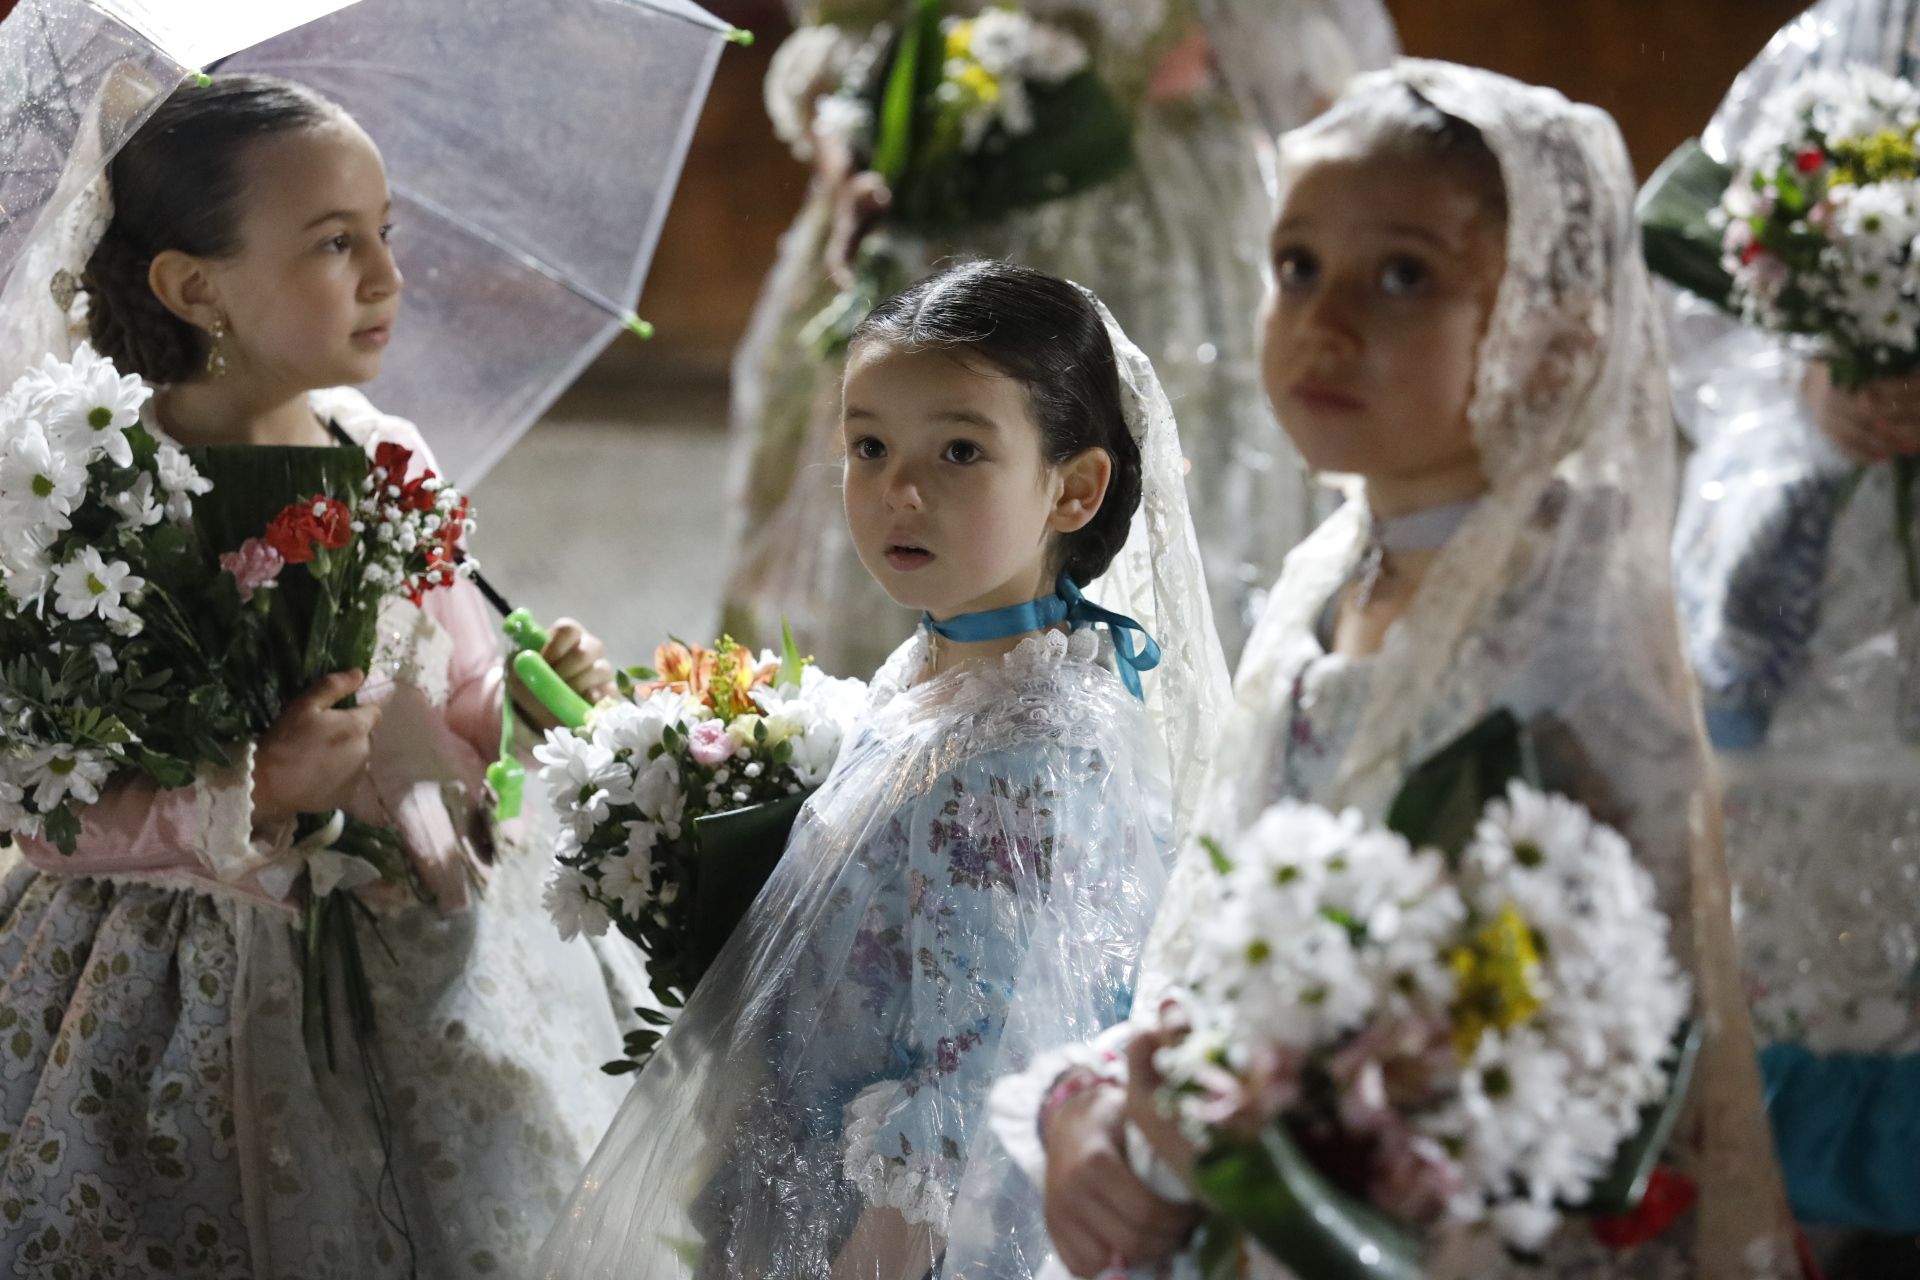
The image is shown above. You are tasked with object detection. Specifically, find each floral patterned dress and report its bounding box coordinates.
[536,627,1176,1279]
[0,389,643,1279]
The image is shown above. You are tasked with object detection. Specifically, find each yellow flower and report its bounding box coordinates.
[954,61,999,104]
[945,19,974,61]
[1832,127,1920,186]
[1448,903,1543,1059]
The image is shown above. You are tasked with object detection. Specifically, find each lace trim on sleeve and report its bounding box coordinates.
[191,740,292,881]
[841,1079,960,1233]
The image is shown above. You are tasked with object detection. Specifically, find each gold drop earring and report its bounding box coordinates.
[205,316,230,379]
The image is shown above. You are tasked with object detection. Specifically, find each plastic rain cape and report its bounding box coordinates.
[535,301,1230,1278]
[1666,0,1920,1064]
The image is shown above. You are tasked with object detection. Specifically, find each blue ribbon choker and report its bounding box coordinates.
[922,572,1163,699]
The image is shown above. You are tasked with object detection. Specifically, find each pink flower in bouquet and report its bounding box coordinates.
[687,718,735,768]
[219,538,285,602]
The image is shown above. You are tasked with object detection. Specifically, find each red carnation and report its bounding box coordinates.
[263,495,353,565]
[1794,148,1824,174]
[311,496,352,550]
[1741,241,1767,266]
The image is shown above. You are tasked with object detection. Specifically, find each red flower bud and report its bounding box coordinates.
[1795,148,1824,174]
[1589,1167,1698,1249]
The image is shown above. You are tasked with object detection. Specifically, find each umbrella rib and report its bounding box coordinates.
[608,0,732,37]
[397,186,632,321]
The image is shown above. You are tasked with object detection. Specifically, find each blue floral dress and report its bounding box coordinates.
[536,627,1174,1278]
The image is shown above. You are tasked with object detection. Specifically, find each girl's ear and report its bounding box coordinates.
[1047,446,1113,536]
[147,250,225,334]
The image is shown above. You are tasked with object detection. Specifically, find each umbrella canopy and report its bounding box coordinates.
[0,0,734,485]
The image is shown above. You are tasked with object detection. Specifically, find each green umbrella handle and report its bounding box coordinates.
[488,607,588,818]
[503,607,549,654]
[502,605,590,725]
[512,650,591,730]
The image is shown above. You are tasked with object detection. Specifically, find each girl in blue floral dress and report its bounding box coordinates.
[537,261,1228,1278]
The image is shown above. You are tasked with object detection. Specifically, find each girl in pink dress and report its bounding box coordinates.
[0,74,639,1279]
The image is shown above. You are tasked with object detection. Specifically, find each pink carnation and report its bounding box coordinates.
[219,537,285,602]
[687,718,735,768]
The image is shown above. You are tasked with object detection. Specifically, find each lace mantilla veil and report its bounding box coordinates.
[1138,60,1798,1277]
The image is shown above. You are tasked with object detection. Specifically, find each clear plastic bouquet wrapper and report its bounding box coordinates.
[538,631,868,1061]
[1146,714,1699,1278]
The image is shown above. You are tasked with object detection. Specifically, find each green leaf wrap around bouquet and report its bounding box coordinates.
[1638,139,1737,311]
[186,443,375,709]
[1384,708,1534,856]
[1190,1124,1421,1280]
[683,790,813,980]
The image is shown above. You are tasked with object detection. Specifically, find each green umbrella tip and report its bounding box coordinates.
[191,71,213,88]
[623,313,655,340]
[726,27,755,46]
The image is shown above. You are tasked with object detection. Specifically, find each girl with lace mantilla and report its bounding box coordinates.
[721,0,1398,674]
[0,77,642,1278]
[994,62,1801,1280]
[1666,0,1920,1245]
[536,260,1230,1279]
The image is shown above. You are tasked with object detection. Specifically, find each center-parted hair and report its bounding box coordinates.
[83,74,343,384]
[848,259,1143,584]
[1283,81,1509,226]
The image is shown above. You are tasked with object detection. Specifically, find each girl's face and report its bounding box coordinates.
[1259,145,1505,498]
[840,344,1106,620]
[200,116,401,393]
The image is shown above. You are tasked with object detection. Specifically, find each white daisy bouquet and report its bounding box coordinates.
[803,0,1133,350]
[0,343,237,851]
[1718,65,1920,388]
[539,629,866,1060]
[1152,713,1694,1277]
[1639,64,1920,601]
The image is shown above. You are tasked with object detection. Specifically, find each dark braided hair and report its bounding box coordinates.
[84,75,340,383]
[850,259,1143,585]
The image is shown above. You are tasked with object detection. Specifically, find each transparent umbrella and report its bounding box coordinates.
[0,0,741,486]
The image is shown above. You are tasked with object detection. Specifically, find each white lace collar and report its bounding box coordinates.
[867,626,1106,709]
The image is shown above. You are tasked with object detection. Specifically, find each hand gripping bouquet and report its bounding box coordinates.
[538,628,867,1067]
[1151,714,1699,1278]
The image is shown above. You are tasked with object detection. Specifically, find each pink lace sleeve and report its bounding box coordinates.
[15,741,270,886]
